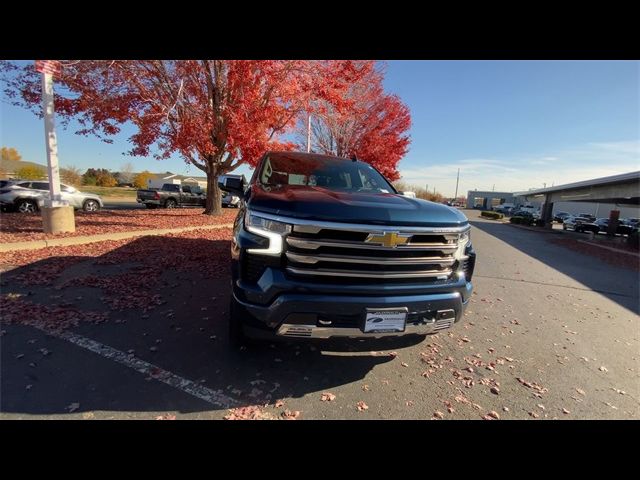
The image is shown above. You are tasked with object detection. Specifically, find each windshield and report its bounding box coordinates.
[258,154,395,193]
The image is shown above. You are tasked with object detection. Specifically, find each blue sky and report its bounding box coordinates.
[2,60,638,196]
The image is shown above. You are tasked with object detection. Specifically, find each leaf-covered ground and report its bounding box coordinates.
[0,208,238,243]
[0,227,232,331]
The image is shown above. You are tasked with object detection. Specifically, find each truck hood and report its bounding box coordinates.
[247,184,468,227]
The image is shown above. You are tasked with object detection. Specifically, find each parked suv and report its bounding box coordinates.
[0,180,103,213]
[220,151,476,345]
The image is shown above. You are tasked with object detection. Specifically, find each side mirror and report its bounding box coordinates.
[219,177,245,196]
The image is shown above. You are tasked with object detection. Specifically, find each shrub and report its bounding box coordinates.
[15,165,46,180]
[96,172,118,187]
[481,211,504,220]
[60,166,82,186]
[510,216,534,226]
[535,219,546,227]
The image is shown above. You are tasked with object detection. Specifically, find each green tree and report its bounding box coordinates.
[83,175,97,186]
[1,147,22,162]
[133,170,153,189]
[83,168,113,186]
[15,165,45,180]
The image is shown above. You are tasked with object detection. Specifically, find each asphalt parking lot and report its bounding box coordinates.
[1,212,638,420]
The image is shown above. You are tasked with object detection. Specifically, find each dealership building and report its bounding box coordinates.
[466,190,529,210]
[467,171,640,221]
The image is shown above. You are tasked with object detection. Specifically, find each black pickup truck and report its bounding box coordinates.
[136,183,206,209]
[220,151,476,346]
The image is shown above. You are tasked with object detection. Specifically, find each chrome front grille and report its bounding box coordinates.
[284,224,464,282]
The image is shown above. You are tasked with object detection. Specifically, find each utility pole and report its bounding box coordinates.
[454,168,460,199]
[492,184,495,191]
[35,60,75,234]
[306,113,311,153]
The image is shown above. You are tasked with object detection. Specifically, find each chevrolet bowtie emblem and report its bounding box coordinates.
[365,231,411,248]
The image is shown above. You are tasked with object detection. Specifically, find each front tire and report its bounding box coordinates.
[83,199,100,212]
[165,199,177,209]
[229,295,252,348]
[16,199,38,213]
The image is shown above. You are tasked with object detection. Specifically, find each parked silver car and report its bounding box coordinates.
[0,180,103,213]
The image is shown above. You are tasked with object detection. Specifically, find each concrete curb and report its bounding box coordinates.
[0,223,234,252]
[506,223,562,234]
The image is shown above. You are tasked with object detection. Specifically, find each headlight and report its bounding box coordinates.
[455,229,471,259]
[244,211,291,255]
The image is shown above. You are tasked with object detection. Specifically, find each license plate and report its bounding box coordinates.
[364,308,408,333]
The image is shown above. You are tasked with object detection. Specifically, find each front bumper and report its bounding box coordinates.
[234,275,472,339]
[276,313,460,339]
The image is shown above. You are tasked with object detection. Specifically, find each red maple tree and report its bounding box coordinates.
[298,62,411,181]
[1,60,372,214]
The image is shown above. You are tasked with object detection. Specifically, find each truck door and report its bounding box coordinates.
[181,186,195,205]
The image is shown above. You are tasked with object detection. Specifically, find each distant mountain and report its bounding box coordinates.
[0,158,48,174]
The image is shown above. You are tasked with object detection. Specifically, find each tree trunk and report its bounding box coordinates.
[204,171,222,215]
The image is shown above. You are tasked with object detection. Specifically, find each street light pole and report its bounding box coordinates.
[41,71,64,207]
[454,168,460,200]
[35,60,75,234]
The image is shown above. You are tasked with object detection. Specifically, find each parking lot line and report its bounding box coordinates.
[37,327,239,410]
